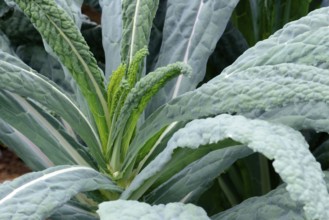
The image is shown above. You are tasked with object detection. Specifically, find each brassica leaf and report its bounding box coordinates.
[97,200,210,220]
[130,7,329,167]
[12,0,110,147]
[147,0,239,113]
[0,165,121,219]
[123,114,329,219]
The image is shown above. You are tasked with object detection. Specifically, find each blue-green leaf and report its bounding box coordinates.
[211,184,306,220]
[131,7,329,166]
[0,119,53,170]
[0,51,105,169]
[97,200,210,220]
[121,0,159,65]
[0,165,121,219]
[100,0,122,80]
[51,202,98,220]
[148,0,239,113]
[123,114,329,220]
[15,44,96,128]
[0,91,92,168]
[12,0,110,147]
[211,171,329,219]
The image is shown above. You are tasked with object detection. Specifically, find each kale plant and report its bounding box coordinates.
[0,0,329,219]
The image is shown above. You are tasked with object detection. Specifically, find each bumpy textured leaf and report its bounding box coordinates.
[0,51,106,169]
[97,200,210,220]
[0,166,121,219]
[121,0,159,65]
[113,62,192,158]
[0,91,91,167]
[54,0,83,28]
[38,0,97,129]
[147,0,239,113]
[100,0,122,80]
[15,44,96,128]
[123,114,329,220]
[12,0,109,147]
[144,145,253,204]
[131,7,329,166]
[211,184,306,220]
[0,119,54,170]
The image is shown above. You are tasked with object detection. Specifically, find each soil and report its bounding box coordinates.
[0,145,31,183]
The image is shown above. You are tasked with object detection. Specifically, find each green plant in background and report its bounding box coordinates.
[0,0,329,219]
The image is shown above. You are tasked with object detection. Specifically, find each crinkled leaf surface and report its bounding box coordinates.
[54,0,83,28]
[12,0,109,147]
[148,0,239,113]
[97,200,210,220]
[15,44,96,128]
[131,7,329,165]
[0,165,121,219]
[113,62,191,159]
[123,115,329,220]
[144,145,253,204]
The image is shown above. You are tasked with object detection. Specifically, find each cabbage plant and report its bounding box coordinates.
[0,0,329,219]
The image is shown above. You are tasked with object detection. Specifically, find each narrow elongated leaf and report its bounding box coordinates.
[122,114,329,220]
[12,0,110,147]
[37,0,97,129]
[148,0,239,113]
[0,51,106,169]
[211,184,306,220]
[130,7,329,166]
[113,62,191,158]
[0,91,91,167]
[100,0,122,79]
[0,166,122,219]
[15,44,96,128]
[97,200,210,220]
[0,119,54,170]
[144,145,253,204]
[121,0,159,65]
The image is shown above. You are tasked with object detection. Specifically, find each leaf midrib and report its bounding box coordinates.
[0,167,93,205]
[129,0,142,64]
[45,14,110,126]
